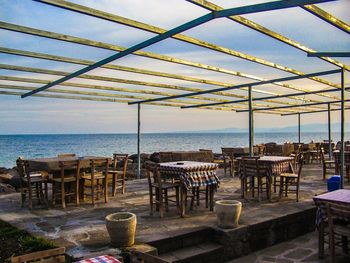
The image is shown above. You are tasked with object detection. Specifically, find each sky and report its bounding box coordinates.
[0,0,349,134]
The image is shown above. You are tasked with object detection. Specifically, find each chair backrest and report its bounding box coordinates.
[58,160,81,181]
[320,147,326,163]
[296,154,304,179]
[132,250,171,263]
[145,163,162,188]
[326,202,350,233]
[241,156,266,177]
[112,153,129,173]
[16,158,34,185]
[11,247,65,263]
[16,157,26,180]
[90,158,110,178]
[57,153,76,158]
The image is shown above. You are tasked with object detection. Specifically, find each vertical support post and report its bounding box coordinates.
[340,69,345,188]
[137,103,141,179]
[248,86,254,157]
[298,113,301,144]
[327,103,332,160]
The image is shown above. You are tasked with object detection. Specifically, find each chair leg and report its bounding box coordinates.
[149,187,154,216]
[164,189,169,212]
[159,189,164,218]
[205,186,209,208]
[279,177,283,199]
[104,176,108,203]
[112,173,116,197]
[209,185,214,211]
[122,174,126,194]
[175,186,180,214]
[91,181,95,206]
[61,181,66,209]
[75,180,80,206]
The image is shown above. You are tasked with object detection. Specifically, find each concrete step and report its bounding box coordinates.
[159,241,225,263]
[148,227,214,254]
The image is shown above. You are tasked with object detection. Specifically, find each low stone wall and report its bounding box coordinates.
[212,207,316,261]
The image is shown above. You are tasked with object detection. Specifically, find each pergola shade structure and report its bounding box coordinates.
[0,0,348,181]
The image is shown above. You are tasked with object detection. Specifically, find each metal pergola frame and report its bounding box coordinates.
[0,0,348,184]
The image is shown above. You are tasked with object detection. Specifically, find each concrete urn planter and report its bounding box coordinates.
[215,200,242,229]
[106,212,137,247]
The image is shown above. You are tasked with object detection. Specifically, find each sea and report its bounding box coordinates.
[0,132,344,168]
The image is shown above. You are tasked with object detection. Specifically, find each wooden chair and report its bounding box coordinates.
[241,157,269,201]
[11,247,65,263]
[132,250,171,263]
[279,154,304,202]
[16,157,48,209]
[52,160,81,208]
[221,148,237,177]
[81,158,110,205]
[320,148,336,180]
[145,163,180,218]
[108,153,129,196]
[57,153,76,158]
[326,202,350,263]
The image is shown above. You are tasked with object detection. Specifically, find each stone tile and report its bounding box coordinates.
[283,248,313,260]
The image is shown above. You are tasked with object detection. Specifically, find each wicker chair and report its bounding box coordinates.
[279,154,304,202]
[81,158,110,205]
[326,202,350,263]
[52,160,81,208]
[108,153,129,196]
[16,157,48,209]
[145,163,180,218]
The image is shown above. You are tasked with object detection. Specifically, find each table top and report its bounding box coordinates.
[237,156,294,162]
[159,161,218,169]
[313,189,350,204]
[27,156,110,171]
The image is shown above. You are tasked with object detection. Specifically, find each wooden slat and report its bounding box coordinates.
[0,21,341,101]
[11,247,65,263]
[35,0,343,88]
[187,0,348,71]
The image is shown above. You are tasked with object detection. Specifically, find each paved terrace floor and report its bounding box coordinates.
[0,163,349,261]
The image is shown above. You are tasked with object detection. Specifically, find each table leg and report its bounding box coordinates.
[318,221,325,259]
[180,183,186,218]
[209,184,214,211]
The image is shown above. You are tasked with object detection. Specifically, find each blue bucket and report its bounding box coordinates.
[327,175,341,192]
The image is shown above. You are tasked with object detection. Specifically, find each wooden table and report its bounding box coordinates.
[26,156,110,172]
[313,189,350,258]
[238,156,294,200]
[159,161,219,217]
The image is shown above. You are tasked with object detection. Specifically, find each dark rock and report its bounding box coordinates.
[0,183,16,194]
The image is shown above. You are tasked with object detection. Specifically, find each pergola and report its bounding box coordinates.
[0,0,348,185]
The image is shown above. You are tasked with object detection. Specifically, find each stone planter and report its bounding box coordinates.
[106,212,137,247]
[215,200,242,229]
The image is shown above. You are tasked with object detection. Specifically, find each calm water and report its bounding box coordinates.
[0,132,343,168]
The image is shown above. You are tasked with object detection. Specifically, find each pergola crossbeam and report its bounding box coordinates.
[129,69,341,105]
[30,0,342,91]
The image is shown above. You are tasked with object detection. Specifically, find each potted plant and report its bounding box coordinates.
[106,212,137,247]
[215,200,242,229]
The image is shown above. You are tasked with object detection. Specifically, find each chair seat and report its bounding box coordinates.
[107,169,123,174]
[81,174,105,180]
[22,176,46,183]
[280,173,298,178]
[52,176,76,183]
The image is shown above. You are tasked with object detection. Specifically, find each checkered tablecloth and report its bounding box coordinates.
[237,156,294,179]
[159,161,219,188]
[313,189,350,226]
[76,255,121,263]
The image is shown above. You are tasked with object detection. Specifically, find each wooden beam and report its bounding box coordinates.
[302,4,350,35]
[187,0,349,71]
[33,0,342,89]
[0,21,341,100]
[0,49,332,109]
